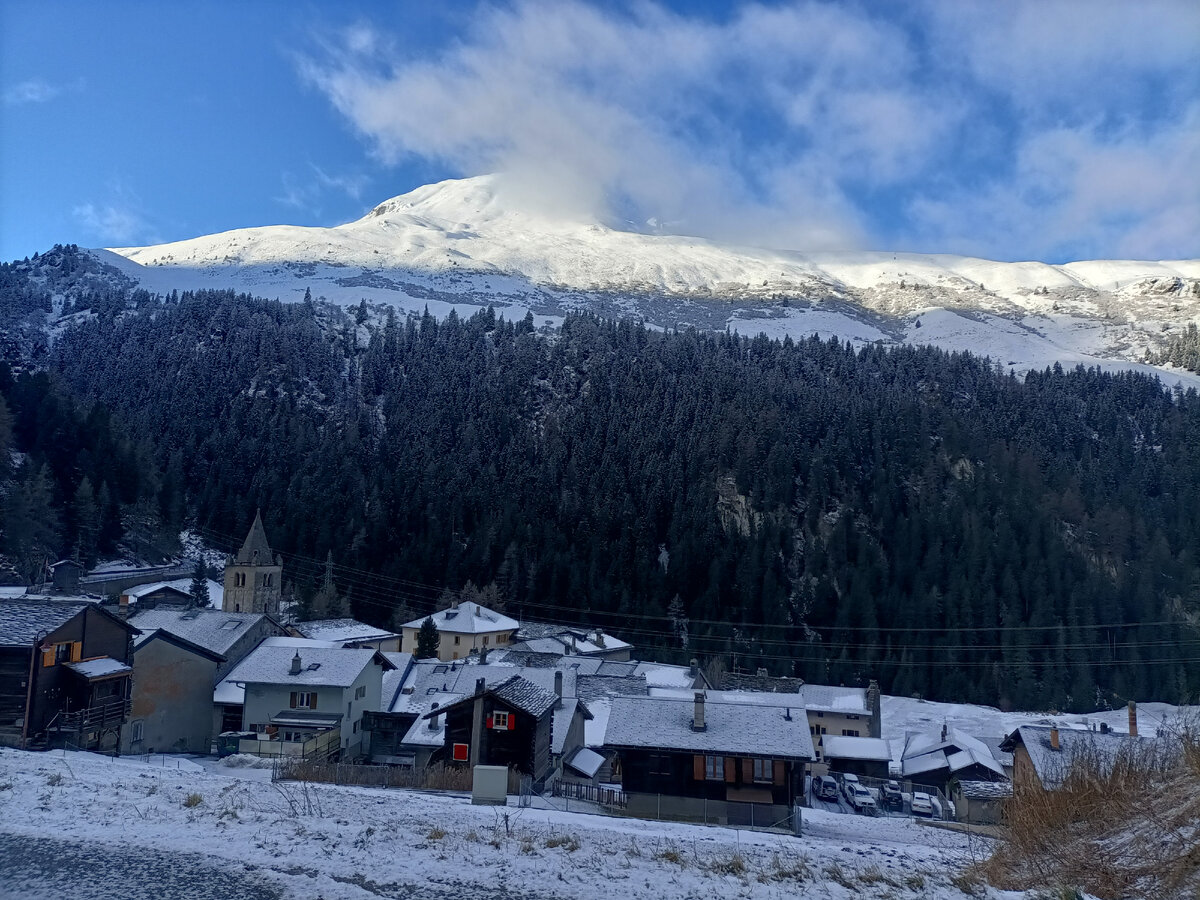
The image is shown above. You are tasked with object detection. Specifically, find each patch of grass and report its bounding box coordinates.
[520,837,536,854]
[182,793,203,808]
[653,845,685,866]
[761,852,810,883]
[951,870,983,896]
[45,773,64,786]
[904,872,927,891]
[707,852,747,877]
[426,826,447,841]
[464,828,479,843]
[858,865,899,887]
[824,863,855,890]
[544,833,580,851]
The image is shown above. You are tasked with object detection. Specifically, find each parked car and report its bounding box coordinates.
[880,780,903,810]
[814,775,839,802]
[911,791,934,817]
[847,785,878,814]
[840,773,862,803]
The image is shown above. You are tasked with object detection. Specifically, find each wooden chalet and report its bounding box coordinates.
[0,599,138,750]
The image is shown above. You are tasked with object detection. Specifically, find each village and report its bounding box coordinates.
[1,512,1178,853]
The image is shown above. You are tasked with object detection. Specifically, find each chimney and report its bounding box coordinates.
[688,658,699,679]
[940,722,947,742]
[1050,725,1060,751]
[1100,722,1110,734]
[554,670,563,708]
[118,593,130,620]
[479,647,489,664]
[1128,701,1137,737]
[290,652,302,675]
[429,702,440,731]
[692,691,706,732]
[475,677,485,697]
[867,679,882,739]
[784,707,792,721]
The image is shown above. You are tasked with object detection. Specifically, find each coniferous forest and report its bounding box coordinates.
[2,247,1199,711]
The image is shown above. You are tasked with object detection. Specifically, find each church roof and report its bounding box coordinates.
[235,510,276,565]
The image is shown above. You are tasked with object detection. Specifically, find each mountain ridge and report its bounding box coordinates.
[96,174,1200,386]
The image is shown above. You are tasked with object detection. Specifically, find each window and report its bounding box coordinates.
[265,573,273,587]
[649,753,672,776]
[752,759,773,783]
[353,720,359,734]
[491,711,510,730]
[842,728,860,737]
[130,719,144,743]
[482,636,489,646]
[235,572,246,587]
[452,743,469,762]
[355,685,366,700]
[816,711,824,718]
[290,691,316,709]
[453,636,460,645]
[846,714,859,720]
[704,755,722,780]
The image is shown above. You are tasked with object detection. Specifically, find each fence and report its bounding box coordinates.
[274,758,496,792]
[541,778,800,835]
[551,779,627,808]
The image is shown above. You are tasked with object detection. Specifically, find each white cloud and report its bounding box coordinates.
[298,0,1199,260]
[72,181,160,247]
[275,164,370,216]
[3,77,83,106]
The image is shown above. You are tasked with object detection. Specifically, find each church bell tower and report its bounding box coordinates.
[223,510,283,614]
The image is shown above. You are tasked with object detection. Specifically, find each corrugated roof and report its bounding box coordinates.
[956,780,1013,800]
[604,695,815,760]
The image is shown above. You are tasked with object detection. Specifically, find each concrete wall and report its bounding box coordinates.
[122,638,218,754]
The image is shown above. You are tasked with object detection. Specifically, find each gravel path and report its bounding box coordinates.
[0,832,284,900]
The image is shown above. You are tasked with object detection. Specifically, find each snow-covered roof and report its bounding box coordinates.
[402,601,519,635]
[401,705,452,748]
[551,697,593,755]
[800,683,870,714]
[902,726,992,761]
[421,675,560,721]
[603,696,815,760]
[902,750,949,777]
[508,622,632,656]
[129,607,264,656]
[227,642,391,689]
[295,618,400,645]
[821,736,891,762]
[66,657,131,679]
[946,747,1006,778]
[566,747,605,779]
[0,599,92,646]
[121,578,223,603]
[233,510,276,565]
[132,628,225,662]
[1001,725,1161,790]
[390,659,576,716]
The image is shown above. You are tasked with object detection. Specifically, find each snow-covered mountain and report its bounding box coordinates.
[98,174,1200,386]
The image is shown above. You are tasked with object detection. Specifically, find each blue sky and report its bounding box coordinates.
[2,0,1197,264]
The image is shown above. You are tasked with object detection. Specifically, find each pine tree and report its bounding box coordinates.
[416,616,440,659]
[189,558,210,608]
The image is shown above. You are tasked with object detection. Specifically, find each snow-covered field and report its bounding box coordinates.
[0,748,1022,900]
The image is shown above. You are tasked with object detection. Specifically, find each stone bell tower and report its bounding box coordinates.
[222,510,282,614]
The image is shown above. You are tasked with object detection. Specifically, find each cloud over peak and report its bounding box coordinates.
[300,0,1200,261]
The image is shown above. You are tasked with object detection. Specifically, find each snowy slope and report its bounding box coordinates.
[101,174,1200,386]
[0,747,1016,900]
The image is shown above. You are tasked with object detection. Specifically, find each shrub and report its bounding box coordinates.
[182,793,203,808]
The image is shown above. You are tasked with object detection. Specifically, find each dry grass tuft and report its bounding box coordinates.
[182,792,203,808]
[980,725,1200,900]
